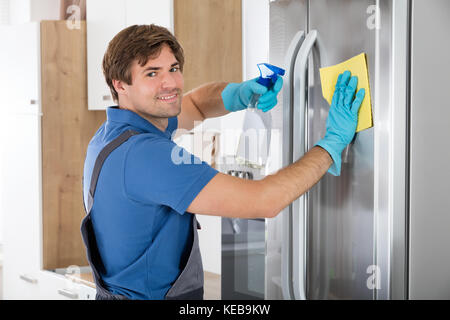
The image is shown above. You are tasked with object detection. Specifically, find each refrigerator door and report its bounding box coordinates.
[306,0,379,299]
[267,0,410,300]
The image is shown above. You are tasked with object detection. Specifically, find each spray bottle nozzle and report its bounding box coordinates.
[248,63,285,111]
[256,63,286,88]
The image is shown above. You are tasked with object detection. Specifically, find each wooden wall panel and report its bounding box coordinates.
[174,0,242,93]
[41,21,105,270]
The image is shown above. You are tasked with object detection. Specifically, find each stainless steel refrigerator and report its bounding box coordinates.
[261,0,450,300]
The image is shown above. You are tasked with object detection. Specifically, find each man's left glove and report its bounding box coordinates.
[221,76,283,112]
[314,70,365,176]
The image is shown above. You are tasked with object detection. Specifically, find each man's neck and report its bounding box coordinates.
[118,105,168,132]
[140,113,168,132]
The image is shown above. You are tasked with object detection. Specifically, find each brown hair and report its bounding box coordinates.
[102,24,184,102]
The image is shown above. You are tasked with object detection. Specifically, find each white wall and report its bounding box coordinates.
[0,0,10,25]
[0,156,3,245]
[8,0,59,25]
[8,0,30,24]
[242,0,270,80]
[29,0,60,22]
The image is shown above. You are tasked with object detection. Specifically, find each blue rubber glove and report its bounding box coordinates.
[221,76,283,112]
[315,70,365,176]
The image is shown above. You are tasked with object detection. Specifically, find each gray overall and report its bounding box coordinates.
[81,130,204,300]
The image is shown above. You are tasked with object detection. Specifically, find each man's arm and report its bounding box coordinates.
[187,146,332,219]
[187,70,364,219]
[177,77,282,132]
[177,82,230,132]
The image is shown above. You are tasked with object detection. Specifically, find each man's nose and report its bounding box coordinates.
[161,71,177,89]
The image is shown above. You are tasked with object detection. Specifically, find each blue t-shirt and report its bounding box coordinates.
[83,107,218,300]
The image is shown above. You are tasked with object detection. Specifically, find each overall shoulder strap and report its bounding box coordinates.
[86,130,140,213]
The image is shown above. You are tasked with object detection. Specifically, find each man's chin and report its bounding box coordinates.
[164,102,182,117]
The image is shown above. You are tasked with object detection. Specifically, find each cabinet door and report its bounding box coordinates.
[86,0,126,110]
[38,271,80,300]
[79,283,97,300]
[1,114,42,299]
[0,23,41,115]
[36,270,96,300]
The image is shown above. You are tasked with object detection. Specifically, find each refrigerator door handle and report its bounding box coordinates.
[281,29,305,301]
[291,29,326,300]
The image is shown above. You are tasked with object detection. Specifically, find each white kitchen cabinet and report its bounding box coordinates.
[86,0,126,110]
[0,22,42,300]
[38,270,96,300]
[0,23,41,115]
[79,282,97,300]
[86,0,174,110]
[1,113,42,300]
[0,22,97,300]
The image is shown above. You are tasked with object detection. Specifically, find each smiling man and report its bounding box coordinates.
[82,24,364,300]
[111,45,183,131]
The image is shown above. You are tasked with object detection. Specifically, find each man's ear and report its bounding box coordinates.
[112,79,128,97]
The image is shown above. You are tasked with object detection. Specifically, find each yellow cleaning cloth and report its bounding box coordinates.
[319,53,373,132]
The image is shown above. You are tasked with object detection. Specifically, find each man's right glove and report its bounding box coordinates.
[314,70,365,176]
[221,76,283,113]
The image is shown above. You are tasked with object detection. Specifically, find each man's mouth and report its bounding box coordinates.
[157,93,179,103]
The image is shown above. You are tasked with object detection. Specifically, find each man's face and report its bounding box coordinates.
[118,44,184,127]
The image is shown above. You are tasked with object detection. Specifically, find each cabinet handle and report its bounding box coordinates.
[30,99,37,105]
[57,288,79,299]
[102,95,112,101]
[19,274,38,284]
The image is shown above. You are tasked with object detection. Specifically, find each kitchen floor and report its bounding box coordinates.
[204,271,221,300]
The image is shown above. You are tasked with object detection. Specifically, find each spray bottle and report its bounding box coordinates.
[235,63,285,169]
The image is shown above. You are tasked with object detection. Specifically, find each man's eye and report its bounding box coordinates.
[170,67,180,72]
[147,72,157,77]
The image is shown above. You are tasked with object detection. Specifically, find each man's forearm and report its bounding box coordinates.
[186,82,230,120]
[260,146,333,217]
